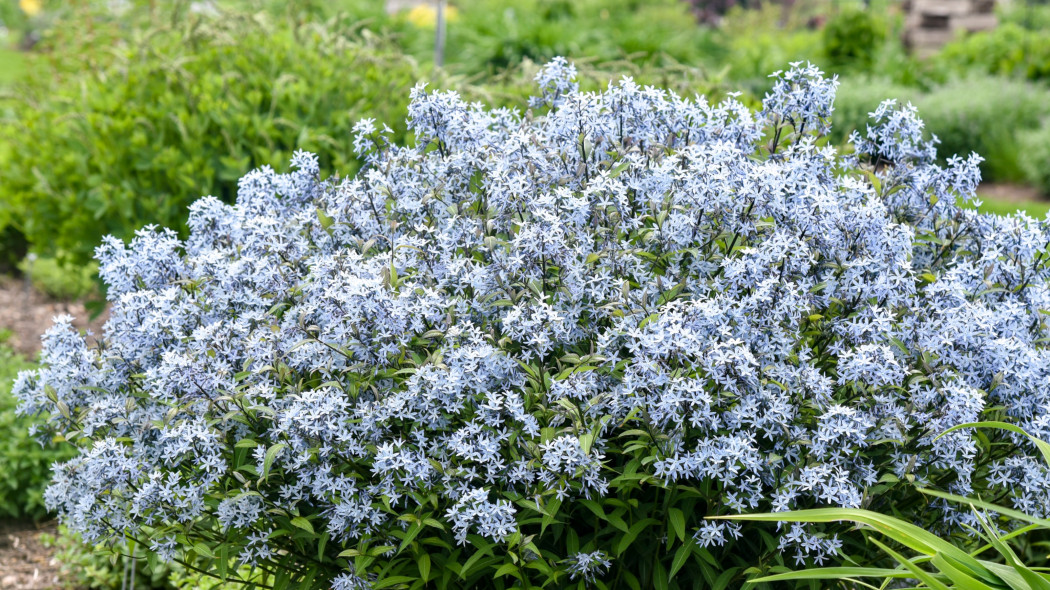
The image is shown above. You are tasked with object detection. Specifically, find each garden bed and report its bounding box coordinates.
[0,276,106,357]
[0,520,60,590]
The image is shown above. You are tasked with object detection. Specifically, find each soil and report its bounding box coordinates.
[979,182,1047,204]
[0,276,108,358]
[0,520,61,590]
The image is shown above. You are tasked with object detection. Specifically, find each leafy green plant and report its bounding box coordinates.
[19,255,99,300]
[833,75,1050,183]
[1018,120,1050,196]
[0,8,425,263]
[44,527,176,590]
[823,8,886,71]
[935,23,1050,83]
[390,0,727,74]
[0,343,74,520]
[721,5,823,86]
[723,423,1050,588]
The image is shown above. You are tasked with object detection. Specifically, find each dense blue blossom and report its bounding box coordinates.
[15,61,1050,583]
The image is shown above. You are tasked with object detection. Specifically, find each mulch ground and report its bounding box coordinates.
[980,182,1045,204]
[0,276,107,358]
[0,521,61,590]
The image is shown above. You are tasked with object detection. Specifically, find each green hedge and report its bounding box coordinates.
[0,344,73,520]
[935,23,1050,83]
[1019,121,1050,196]
[833,75,1050,185]
[0,4,727,267]
[0,10,425,263]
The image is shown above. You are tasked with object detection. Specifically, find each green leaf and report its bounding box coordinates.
[616,518,659,557]
[936,421,1050,468]
[712,567,740,590]
[492,563,518,579]
[417,552,432,581]
[609,161,630,178]
[668,507,686,543]
[218,544,229,582]
[290,516,314,534]
[317,207,334,230]
[929,553,995,590]
[669,543,691,580]
[652,559,669,590]
[752,567,915,583]
[260,442,287,480]
[317,531,329,563]
[869,537,951,590]
[397,522,424,554]
[373,576,416,589]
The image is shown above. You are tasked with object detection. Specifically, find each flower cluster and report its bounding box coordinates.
[16,61,1050,585]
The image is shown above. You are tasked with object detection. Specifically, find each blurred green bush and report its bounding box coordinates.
[833,75,1050,184]
[45,528,175,590]
[935,23,1050,82]
[0,343,74,520]
[19,255,99,301]
[1019,121,1050,196]
[405,0,727,74]
[0,9,425,263]
[823,8,886,71]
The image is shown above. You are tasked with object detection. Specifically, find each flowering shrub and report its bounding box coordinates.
[16,60,1050,589]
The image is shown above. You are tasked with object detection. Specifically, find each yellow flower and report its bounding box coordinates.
[19,0,43,17]
[405,3,458,29]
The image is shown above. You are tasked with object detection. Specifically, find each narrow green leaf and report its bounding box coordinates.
[373,576,416,589]
[751,567,914,583]
[937,421,1050,468]
[417,552,432,581]
[869,537,951,590]
[261,442,287,480]
[668,508,686,543]
[929,553,994,590]
[290,516,313,534]
[669,543,691,580]
[397,522,424,554]
[616,518,659,557]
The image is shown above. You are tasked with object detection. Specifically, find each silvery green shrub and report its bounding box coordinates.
[15,60,1050,589]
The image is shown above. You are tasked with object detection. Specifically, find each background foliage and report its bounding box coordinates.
[0,339,73,520]
[0,9,423,263]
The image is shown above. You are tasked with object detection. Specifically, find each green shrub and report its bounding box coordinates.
[19,255,99,300]
[833,75,1049,183]
[389,0,727,75]
[0,9,425,263]
[823,8,886,71]
[0,344,74,520]
[916,77,1046,183]
[722,5,824,86]
[44,527,175,590]
[935,23,1050,82]
[1019,121,1050,196]
[997,1,1050,31]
